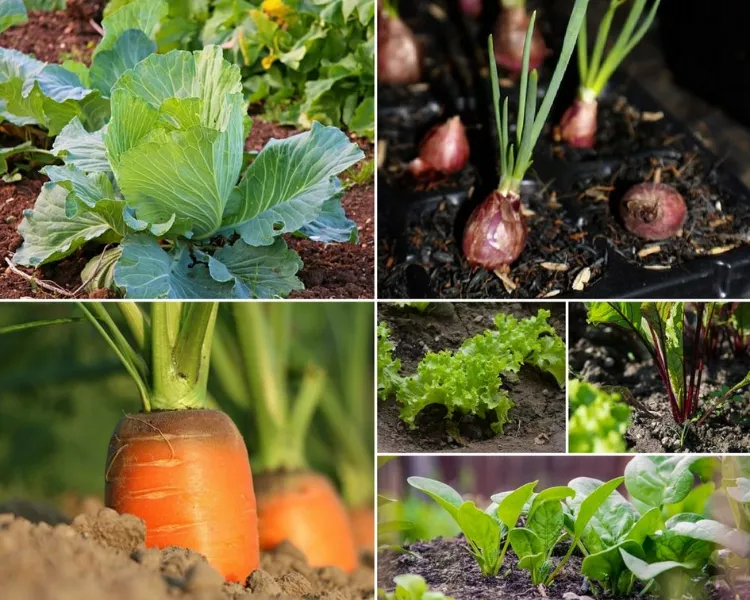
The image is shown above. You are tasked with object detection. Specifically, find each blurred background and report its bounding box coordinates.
[0,302,374,521]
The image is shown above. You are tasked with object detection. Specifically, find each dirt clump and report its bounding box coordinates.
[0,509,374,600]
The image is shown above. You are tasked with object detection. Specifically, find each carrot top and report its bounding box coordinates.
[77,302,219,412]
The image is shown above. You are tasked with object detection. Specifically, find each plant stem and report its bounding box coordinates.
[117,302,149,357]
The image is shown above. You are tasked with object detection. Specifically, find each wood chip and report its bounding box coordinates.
[493,270,517,292]
[709,245,739,255]
[637,245,661,258]
[540,262,569,272]
[521,206,536,217]
[643,265,671,271]
[499,76,514,88]
[540,289,561,298]
[427,3,447,20]
[641,111,664,122]
[534,433,550,445]
[572,267,591,291]
[377,140,387,168]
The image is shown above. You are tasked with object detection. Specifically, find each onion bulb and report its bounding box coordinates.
[409,116,470,176]
[460,0,483,17]
[493,5,549,73]
[619,182,687,241]
[559,96,598,149]
[378,9,422,85]
[463,190,528,268]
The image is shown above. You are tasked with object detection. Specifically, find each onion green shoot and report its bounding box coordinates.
[490,0,589,195]
[576,0,661,100]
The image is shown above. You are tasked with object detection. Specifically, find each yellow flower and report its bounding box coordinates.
[261,54,279,70]
[261,0,290,20]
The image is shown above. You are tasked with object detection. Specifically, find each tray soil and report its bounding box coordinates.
[377,302,566,453]
[0,119,374,299]
[569,304,750,454]
[378,536,746,600]
[377,1,750,300]
[0,508,374,600]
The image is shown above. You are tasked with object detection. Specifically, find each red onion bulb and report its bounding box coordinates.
[378,11,422,85]
[494,6,549,73]
[559,96,598,149]
[619,182,687,241]
[408,116,470,176]
[460,0,482,17]
[463,190,528,268]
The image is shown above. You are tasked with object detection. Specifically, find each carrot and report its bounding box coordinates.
[106,409,258,582]
[348,505,375,552]
[71,302,260,581]
[211,303,361,572]
[255,471,358,572]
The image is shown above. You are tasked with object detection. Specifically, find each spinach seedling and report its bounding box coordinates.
[379,574,454,600]
[407,476,537,577]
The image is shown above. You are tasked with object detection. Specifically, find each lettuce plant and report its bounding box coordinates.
[568,379,630,453]
[13,44,363,298]
[586,302,750,429]
[377,322,402,400]
[379,574,453,600]
[397,310,564,433]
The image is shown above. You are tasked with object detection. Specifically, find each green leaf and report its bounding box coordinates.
[113,234,232,299]
[205,237,303,299]
[94,0,167,58]
[407,476,463,521]
[457,501,502,575]
[624,456,709,510]
[14,183,122,267]
[296,195,358,243]
[496,480,538,528]
[574,476,626,538]
[52,118,110,173]
[42,164,115,214]
[222,121,363,245]
[582,540,642,595]
[377,322,402,400]
[509,527,545,580]
[106,46,246,238]
[586,301,643,335]
[526,498,566,550]
[348,96,374,139]
[568,380,630,453]
[0,140,54,174]
[90,29,156,97]
[669,517,750,558]
[527,334,565,387]
[0,0,27,34]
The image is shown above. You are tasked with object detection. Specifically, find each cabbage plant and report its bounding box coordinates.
[13,45,364,298]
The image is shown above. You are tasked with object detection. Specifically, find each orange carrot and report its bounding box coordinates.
[105,409,259,582]
[348,505,374,552]
[255,471,358,572]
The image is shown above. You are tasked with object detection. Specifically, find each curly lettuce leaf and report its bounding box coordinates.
[568,380,630,454]
[377,322,402,400]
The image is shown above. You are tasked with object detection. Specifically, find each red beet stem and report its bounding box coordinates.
[462,189,528,269]
[559,94,598,149]
[493,5,549,73]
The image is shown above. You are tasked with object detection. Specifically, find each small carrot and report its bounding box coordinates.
[212,303,362,572]
[348,505,375,552]
[106,409,258,582]
[256,471,358,571]
[74,302,260,582]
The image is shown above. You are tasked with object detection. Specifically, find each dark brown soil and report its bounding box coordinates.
[0,0,103,65]
[377,302,566,453]
[0,508,374,600]
[569,304,750,454]
[0,119,374,299]
[378,536,745,600]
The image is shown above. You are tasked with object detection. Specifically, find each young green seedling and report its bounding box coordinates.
[407,476,537,577]
[379,574,454,600]
[560,0,662,148]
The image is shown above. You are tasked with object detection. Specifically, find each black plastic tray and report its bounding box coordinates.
[377,0,750,299]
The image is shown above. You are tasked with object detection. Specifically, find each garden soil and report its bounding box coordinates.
[377,302,566,453]
[378,536,747,600]
[569,304,750,453]
[0,508,374,600]
[0,8,374,300]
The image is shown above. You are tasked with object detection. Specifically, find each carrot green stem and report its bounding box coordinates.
[116,302,150,358]
[77,302,152,412]
[211,321,251,411]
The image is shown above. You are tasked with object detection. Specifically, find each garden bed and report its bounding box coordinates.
[0,508,374,600]
[377,1,750,300]
[0,3,374,300]
[569,304,750,453]
[377,302,565,453]
[378,536,745,600]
